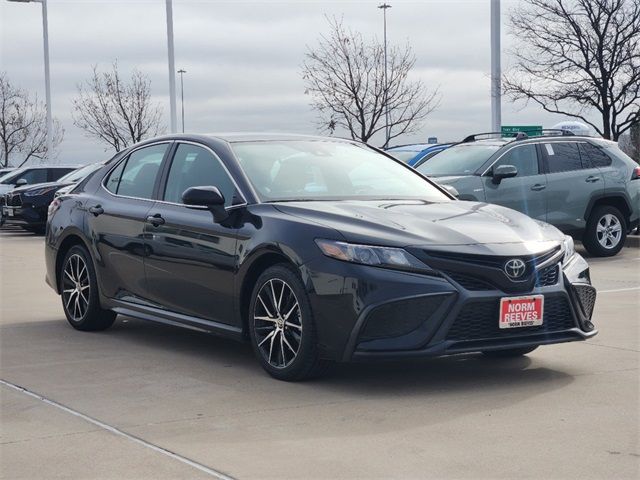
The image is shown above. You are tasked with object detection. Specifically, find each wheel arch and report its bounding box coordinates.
[237,248,300,337]
[54,231,92,294]
[584,194,632,228]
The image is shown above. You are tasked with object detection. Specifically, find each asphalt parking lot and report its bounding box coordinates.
[1,227,638,480]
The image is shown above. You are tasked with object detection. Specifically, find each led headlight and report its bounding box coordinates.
[562,235,576,264]
[315,239,433,273]
[24,186,57,197]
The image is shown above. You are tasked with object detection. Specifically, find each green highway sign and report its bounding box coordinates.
[501,125,543,137]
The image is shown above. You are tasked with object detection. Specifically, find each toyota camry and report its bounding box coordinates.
[45,134,597,381]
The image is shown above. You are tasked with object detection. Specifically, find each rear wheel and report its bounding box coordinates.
[60,245,116,331]
[248,264,331,381]
[482,346,538,358]
[583,205,627,257]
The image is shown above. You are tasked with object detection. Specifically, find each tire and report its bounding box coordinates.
[583,205,627,257]
[248,264,331,381]
[482,346,538,358]
[60,245,116,331]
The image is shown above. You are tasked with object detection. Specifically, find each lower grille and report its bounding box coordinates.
[446,296,575,341]
[360,295,447,341]
[573,284,596,319]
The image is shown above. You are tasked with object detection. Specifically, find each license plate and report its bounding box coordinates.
[499,295,544,329]
[3,207,13,217]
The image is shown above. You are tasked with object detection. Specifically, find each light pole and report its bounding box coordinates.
[490,0,502,132]
[165,0,177,133]
[378,3,391,148]
[177,69,186,133]
[8,0,53,160]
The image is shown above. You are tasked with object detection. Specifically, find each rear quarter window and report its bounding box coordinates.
[579,143,612,168]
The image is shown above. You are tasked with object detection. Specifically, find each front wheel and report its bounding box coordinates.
[583,205,627,257]
[60,245,116,331]
[482,346,538,358]
[248,264,331,381]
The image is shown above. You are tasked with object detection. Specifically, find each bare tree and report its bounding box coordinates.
[619,121,640,160]
[0,73,64,168]
[72,63,164,152]
[505,0,640,141]
[302,17,439,147]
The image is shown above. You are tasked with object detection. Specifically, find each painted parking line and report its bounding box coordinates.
[597,286,640,294]
[0,379,235,480]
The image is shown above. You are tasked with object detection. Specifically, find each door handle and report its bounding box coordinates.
[146,213,165,227]
[530,184,546,191]
[585,175,600,183]
[88,205,104,216]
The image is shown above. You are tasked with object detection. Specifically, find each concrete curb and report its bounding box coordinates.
[625,235,640,248]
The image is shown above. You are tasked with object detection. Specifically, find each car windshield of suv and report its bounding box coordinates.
[416,144,501,176]
[388,151,418,163]
[58,163,102,183]
[232,140,449,202]
[0,167,27,184]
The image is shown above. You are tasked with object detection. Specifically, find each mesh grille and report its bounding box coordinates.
[535,265,559,287]
[446,296,575,341]
[360,295,447,341]
[573,285,596,319]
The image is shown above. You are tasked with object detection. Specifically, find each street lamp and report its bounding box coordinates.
[490,0,502,132]
[177,69,186,133]
[378,3,391,148]
[165,0,177,133]
[8,0,53,160]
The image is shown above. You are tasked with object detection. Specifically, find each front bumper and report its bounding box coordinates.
[1,203,47,227]
[304,253,596,362]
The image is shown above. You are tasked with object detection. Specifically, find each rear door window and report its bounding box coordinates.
[105,144,168,199]
[48,168,75,182]
[543,143,584,173]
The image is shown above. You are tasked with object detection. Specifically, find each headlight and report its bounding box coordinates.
[563,235,576,264]
[315,239,433,273]
[24,186,57,197]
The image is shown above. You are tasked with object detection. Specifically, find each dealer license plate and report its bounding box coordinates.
[499,295,544,329]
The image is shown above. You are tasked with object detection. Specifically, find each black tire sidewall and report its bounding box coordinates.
[248,264,319,381]
[584,206,627,257]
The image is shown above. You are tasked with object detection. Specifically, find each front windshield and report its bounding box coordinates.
[231,140,449,202]
[58,163,101,183]
[416,144,500,176]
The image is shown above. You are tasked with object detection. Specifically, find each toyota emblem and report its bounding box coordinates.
[504,259,526,279]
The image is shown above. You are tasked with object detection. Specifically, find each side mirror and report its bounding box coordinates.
[492,165,518,184]
[15,178,28,186]
[182,186,228,222]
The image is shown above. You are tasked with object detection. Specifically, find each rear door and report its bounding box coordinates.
[143,142,242,324]
[483,144,548,221]
[86,142,169,303]
[542,141,604,232]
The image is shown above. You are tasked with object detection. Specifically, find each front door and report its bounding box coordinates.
[143,142,241,325]
[483,144,548,221]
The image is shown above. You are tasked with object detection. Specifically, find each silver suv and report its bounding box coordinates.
[416,132,640,257]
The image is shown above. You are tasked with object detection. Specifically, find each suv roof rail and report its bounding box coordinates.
[461,132,505,143]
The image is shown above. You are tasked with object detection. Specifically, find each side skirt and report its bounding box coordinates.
[109,300,244,341]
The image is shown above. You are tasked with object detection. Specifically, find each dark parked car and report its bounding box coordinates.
[45,134,597,381]
[416,131,640,256]
[1,162,105,233]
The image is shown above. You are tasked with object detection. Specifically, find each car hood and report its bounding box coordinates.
[274,200,564,253]
[10,181,71,195]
